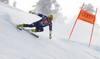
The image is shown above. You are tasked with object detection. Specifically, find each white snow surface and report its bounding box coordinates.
[0,2,100,59]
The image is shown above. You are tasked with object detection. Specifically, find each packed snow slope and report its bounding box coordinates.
[0,2,100,59]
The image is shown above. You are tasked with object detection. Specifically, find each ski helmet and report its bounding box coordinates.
[48,14,53,21]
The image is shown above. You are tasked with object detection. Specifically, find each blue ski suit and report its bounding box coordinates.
[24,13,52,33]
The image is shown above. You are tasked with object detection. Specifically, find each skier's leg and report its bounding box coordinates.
[24,21,38,27]
[17,24,34,27]
[31,23,44,32]
[23,24,34,27]
[17,22,37,27]
[36,25,44,32]
[32,27,44,32]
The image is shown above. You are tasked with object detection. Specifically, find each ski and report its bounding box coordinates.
[23,28,39,38]
[17,26,39,38]
[17,26,22,31]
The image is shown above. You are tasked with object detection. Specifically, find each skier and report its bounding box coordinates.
[17,11,53,39]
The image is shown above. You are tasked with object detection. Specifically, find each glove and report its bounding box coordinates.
[49,34,52,39]
[29,11,35,14]
[29,11,32,13]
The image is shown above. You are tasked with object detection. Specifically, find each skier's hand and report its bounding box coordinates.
[49,34,52,39]
[29,11,35,14]
[29,11,32,13]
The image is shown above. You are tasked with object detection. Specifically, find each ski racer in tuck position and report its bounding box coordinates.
[17,11,53,39]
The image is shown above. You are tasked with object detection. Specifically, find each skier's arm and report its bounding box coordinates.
[49,22,52,39]
[29,11,44,17]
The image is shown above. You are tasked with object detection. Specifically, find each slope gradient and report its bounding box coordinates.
[0,2,100,59]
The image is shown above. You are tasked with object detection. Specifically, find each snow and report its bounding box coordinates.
[0,2,100,59]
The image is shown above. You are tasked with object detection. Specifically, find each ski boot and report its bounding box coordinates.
[17,24,24,27]
[31,29,36,32]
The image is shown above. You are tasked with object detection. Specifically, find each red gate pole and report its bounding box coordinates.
[68,3,85,40]
[89,8,98,46]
